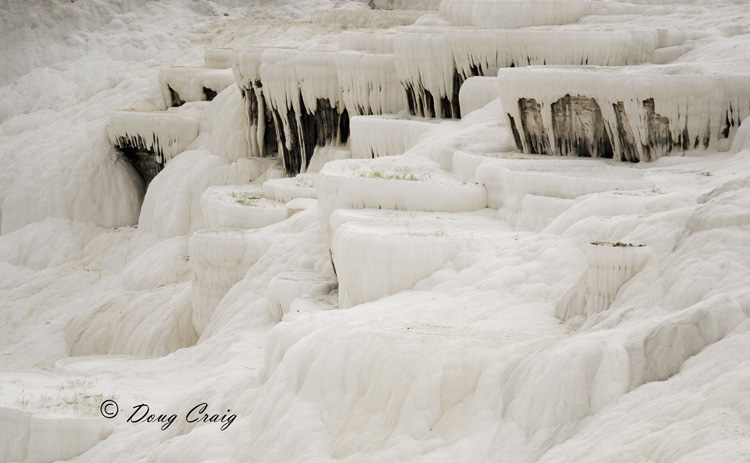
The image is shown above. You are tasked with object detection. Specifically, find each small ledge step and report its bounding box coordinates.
[262,174,319,203]
[350,115,439,159]
[203,48,233,69]
[0,406,113,463]
[475,156,648,211]
[159,66,236,107]
[318,156,488,245]
[330,209,508,309]
[200,185,292,231]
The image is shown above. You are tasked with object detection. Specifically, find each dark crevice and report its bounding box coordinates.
[613,102,641,162]
[203,87,217,101]
[551,95,613,159]
[113,141,163,187]
[518,98,549,154]
[508,114,523,151]
[168,85,184,107]
[642,98,672,161]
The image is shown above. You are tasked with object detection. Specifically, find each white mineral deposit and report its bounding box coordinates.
[2,0,750,462]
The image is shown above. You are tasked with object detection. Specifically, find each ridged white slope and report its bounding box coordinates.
[189,229,263,335]
[336,31,404,116]
[557,243,652,329]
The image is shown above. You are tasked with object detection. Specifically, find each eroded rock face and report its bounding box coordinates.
[642,98,673,161]
[612,102,640,162]
[115,146,161,186]
[242,86,278,158]
[168,86,185,107]
[112,134,168,186]
[267,96,349,176]
[512,95,722,162]
[404,69,463,119]
[499,69,750,162]
[107,110,199,187]
[551,95,613,159]
[518,98,550,155]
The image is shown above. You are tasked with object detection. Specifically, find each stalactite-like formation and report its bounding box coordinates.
[233,48,350,175]
[394,27,702,120]
[106,111,199,185]
[500,67,750,162]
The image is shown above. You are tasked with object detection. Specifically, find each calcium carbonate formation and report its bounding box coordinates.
[105,1,747,186]
[15,1,749,459]
[158,66,236,107]
[106,110,200,184]
[499,67,750,161]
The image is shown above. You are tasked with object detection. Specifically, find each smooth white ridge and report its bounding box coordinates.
[476,159,646,211]
[206,84,252,162]
[331,209,507,308]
